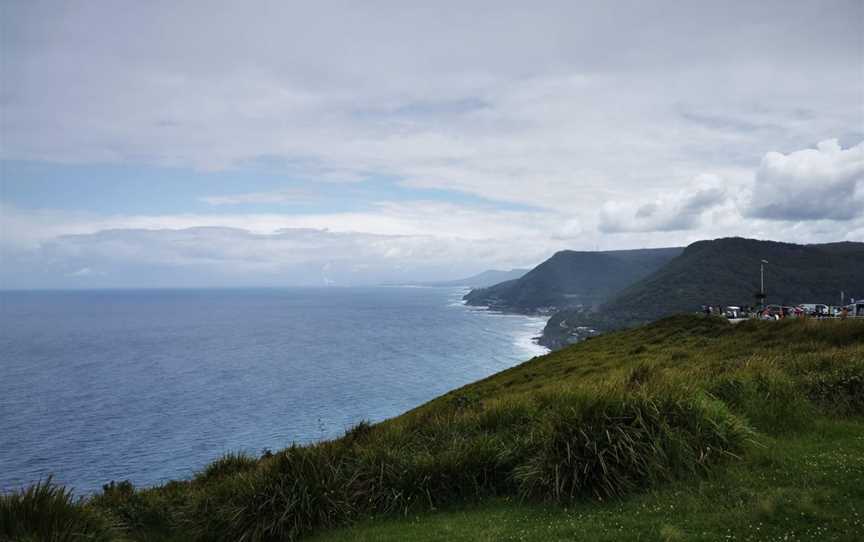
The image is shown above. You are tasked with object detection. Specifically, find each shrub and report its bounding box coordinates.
[804,364,864,416]
[708,367,814,435]
[186,442,359,541]
[375,432,514,510]
[0,478,117,542]
[174,388,751,540]
[627,363,658,389]
[473,398,536,433]
[513,391,749,501]
[194,452,258,483]
[629,344,648,355]
[669,349,690,362]
[342,420,375,446]
[90,479,187,537]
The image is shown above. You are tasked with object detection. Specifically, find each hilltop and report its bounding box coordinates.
[463,247,682,313]
[5,316,863,541]
[541,238,864,349]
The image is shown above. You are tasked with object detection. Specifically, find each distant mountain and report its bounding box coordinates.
[394,268,529,288]
[540,237,864,348]
[463,247,683,313]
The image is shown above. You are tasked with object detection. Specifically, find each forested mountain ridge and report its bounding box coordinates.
[463,247,683,313]
[540,237,864,348]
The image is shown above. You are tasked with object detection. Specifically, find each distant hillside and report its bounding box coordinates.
[416,268,529,288]
[541,237,864,348]
[463,247,682,313]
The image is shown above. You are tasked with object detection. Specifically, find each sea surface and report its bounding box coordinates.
[0,287,547,494]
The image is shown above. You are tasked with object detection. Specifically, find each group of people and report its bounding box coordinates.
[701,305,753,319]
[701,304,854,320]
[758,306,803,320]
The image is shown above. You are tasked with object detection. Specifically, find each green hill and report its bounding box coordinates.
[4,316,863,541]
[463,247,682,313]
[542,238,864,348]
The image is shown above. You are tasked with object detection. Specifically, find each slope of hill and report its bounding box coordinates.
[541,237,864,348]
[463,247,682,313]
[6,317,863,541]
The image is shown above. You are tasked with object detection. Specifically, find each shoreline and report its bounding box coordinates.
[455,290,551,355]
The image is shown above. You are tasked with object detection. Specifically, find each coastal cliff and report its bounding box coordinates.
[540,237,864,349]
[463,247,682,314]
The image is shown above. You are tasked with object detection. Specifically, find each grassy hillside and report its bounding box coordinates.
[3,317,863,541]
[313,417,863,541]
[463,247,682,312]
[542,238,864,348]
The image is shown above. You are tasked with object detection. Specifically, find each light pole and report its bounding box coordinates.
[760,259,768,307]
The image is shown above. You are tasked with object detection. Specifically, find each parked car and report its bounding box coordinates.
[798,303,830,317]
[724,306,743,319]
[760,305,782,319]
[761,305,800,319]
[842,302,864,317]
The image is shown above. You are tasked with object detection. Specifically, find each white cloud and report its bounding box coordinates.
[598,174,731,233]
[0,200,577,246]
[2,1,861,218]
[2,0,864,295]
[0,200,593,287]
[66,267,104,277]
[747,139,864,221]
[3,226,558,288]
[3,180,863,290]
[199,189,316,206]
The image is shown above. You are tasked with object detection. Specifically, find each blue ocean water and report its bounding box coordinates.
[0,287,547,494]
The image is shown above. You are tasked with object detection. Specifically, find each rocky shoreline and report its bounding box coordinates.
[463,294,600,351]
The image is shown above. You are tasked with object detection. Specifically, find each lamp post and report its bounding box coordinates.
[760,259,768,307]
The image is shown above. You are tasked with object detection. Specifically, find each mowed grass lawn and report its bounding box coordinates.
[313,417,864,541]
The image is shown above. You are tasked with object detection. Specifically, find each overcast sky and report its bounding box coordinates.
[1,0,863,288]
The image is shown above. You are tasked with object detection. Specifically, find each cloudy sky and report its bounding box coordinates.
[1,0,862,288]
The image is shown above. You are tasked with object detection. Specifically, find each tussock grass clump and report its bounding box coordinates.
[173,390,749,541]
[804,363,864,416]
[88,479,187,537]
[514,391,749,501]
[707,367,815,434]
[626,362,660,388]
[0,478,117,542]
[194,451,259,483]
[187,442,359,541]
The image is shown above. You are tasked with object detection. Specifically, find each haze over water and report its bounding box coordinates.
[0,287,547,494]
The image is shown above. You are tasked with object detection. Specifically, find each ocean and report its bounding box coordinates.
[0,287,547,494]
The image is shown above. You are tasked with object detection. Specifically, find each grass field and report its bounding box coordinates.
[2,316,862,541]
[311,417,864,541]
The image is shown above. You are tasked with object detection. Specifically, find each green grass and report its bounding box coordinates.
[0,478,118,542]
[2,316,862,541]
[311,417,864,541]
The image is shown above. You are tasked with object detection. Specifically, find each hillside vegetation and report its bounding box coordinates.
[313,415,864,541]
[463,247,682,312]
[542,238,864,348]
[3,317,863,541]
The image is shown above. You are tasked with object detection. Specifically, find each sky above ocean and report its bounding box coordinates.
[1,1,862,288]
